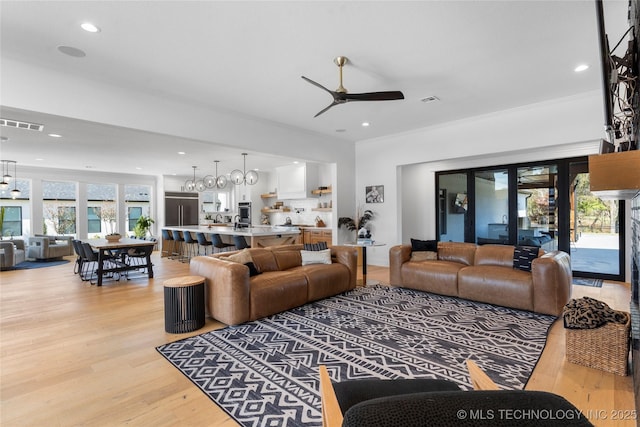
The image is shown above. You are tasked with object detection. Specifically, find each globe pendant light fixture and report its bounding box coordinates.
[0,160,9,190]
[230,153,259,186]
[184,166,206,192]
[10,160,20,199]
[203,160,228,189]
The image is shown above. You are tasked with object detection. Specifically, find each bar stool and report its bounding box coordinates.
[233,235,251,249]
[171,230,185,261]
[211,233,235,253]
[161,229,174,258]
[182,231,198,261]
[196,232,213,255]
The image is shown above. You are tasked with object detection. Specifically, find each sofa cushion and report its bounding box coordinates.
[458,266,534,312]
[297,263,351,301]
[249,271,308,320]
[274,250,302,270]
[248,249,279,272]
[222,249,254,265]
[245,262,261,277]
[301,249,332,265]
[475,244,517,268]
[410,238,437,252]
[410,251,438,262]
[436,242,476,266]
[401,260,463,297]
[513,246,539,272]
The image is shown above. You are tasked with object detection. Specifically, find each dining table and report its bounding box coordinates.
[83,238,155,286]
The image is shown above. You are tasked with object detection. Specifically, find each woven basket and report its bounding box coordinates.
[565,312,630,376]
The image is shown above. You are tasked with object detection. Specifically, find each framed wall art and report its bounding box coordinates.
[365,185,384,203]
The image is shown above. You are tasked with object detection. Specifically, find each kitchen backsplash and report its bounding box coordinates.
[265,198,332,227]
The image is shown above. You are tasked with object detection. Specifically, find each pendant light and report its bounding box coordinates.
[203,160,228,189]
[184,166,205,192]
[230,153,259,186]
[9,161,20,198]
[0,161,9,190]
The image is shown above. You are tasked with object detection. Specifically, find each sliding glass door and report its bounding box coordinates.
[435,157,625,281]
[569,161,621,278]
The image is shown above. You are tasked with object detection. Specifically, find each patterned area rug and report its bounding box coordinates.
[572,277,603,288]
[157,285,556,427]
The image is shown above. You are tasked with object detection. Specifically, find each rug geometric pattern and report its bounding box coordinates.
[157,285,556,427]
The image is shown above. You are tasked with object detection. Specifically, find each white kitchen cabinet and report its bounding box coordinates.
[276,163,318,199]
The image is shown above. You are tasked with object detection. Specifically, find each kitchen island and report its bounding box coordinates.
[161,225,301,254]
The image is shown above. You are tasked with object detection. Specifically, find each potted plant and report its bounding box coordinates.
[133,215,155,238]
[338,208,374,238]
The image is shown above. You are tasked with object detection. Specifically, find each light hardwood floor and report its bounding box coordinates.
[0,255,635,426]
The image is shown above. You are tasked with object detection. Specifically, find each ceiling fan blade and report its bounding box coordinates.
[343,91,405,101]
[314,101,340,118]
[301,76,334,95]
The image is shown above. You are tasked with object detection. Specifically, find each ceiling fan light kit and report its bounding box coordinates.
[302,56,405,117]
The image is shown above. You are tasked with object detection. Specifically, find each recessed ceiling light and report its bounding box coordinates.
[178,151,186,155]
[574,64,589,72]
[48,133,62,138]
[81,22,100,33]
[361,122,370,127]
[35,158,44,161]
[135,167,142,170]
[57,45,86,58]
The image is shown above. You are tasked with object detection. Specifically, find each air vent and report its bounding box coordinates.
[420,96,440,103]
[0,118,44,132]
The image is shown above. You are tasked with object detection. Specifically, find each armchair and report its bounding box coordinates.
[27,235,74,260]
[319,363,593,427]
[0,239,26,270]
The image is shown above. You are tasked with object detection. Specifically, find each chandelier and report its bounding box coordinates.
[230,153,259,186]
[0,160,20,198]
[184,166,206,192]
[203,160,228,189]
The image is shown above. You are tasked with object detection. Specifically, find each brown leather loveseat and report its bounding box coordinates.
[190,244,358,325]
[389,242,572,316]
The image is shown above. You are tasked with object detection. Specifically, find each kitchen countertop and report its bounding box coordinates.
[163,225,301,236]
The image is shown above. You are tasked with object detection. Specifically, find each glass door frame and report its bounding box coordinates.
[435,156,626,282]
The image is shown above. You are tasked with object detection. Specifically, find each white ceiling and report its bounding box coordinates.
[0,1,630,177]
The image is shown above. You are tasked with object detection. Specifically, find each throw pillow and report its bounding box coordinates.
[222,249,254,266]
[301,248,332,265]
[244,261,261,277]
[410,251,438,262]
[304,241,328,251]
[513,246,539,272]
[410,238,437,252]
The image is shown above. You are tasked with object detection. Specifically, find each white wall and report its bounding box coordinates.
[355,91,606,267]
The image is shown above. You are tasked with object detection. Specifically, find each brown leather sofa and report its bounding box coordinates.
[190,244,358,325]
[389,242,572,316]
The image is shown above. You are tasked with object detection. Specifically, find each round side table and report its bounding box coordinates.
[163,275,206,333]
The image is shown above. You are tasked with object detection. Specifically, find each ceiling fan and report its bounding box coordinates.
[301,56,404,117]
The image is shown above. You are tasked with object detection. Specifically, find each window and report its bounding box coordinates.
[57,206,76,234]
[125,184,151,234]
[1,206,22,237]
[128,207,142,232]
[43,181,76,236]
[88,207,101,233]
